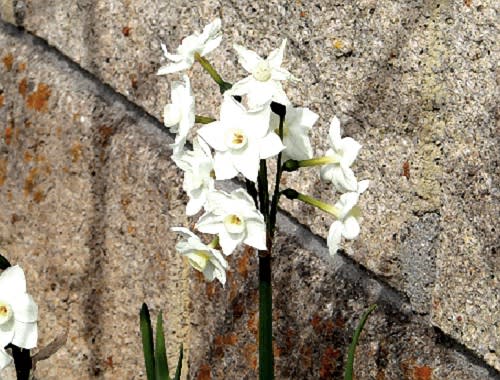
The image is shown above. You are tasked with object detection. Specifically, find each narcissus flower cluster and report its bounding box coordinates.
[158,19,368,284]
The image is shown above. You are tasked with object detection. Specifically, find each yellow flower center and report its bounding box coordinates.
[0,301,13,325]
[223,214,246,234]
[253,61,272,82]
[224,129,248,150]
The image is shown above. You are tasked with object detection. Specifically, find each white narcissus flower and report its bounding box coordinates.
[164,75,195,156]
[327,180,369,255]
[196,189,267,256]
[0,265,38,370]
[320,116,362,192]
[270,104,318,160]
[157,18,222,75]
[173,137,215,216]
[172,227,227,285]
[197,95,284,182]
[229,39,296,108]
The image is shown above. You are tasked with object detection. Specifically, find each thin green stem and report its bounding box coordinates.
[283,155,340,172]
[258,160,269,222]
[269,110,286,237]
[258,249,273,380]
[194,53,232,94]
[195,115,216,124]
[9,345,31,380]
[281,189,341,218]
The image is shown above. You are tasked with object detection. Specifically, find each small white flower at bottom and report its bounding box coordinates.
[327,180,369,255]
[172,227,227,285]
[0,265,38,371]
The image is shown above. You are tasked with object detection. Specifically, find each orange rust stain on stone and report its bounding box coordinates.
[413,365,433,380]
[0,94,4,108]
[17,62,27,72]
[247,312,258,336]
[70,142,82,162]
[70,143,82,162]
[24,167,39,196]
[4,126,13,145]
[311,313,322,332]
[319,346,341,379]
[2,54,13,71]
[127,225,136,235]
[33,190,45,203]
[205,280,216,300]
[24,151,33,162]
[26,83,51,112]
[196,364,211,380]
[18,78,28,97]
[0,159,7,186]
[243,343,257,370]
[35,154,46,163]
[237,246,252,278]
[98,125,114,140]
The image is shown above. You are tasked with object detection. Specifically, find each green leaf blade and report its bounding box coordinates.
[155,311,169,380]
[344,304,377,380]
[173,344,183,380]
[140,303,156,380]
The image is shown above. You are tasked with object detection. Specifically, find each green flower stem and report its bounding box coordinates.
[269,108,286,237]
[195,115,216,124]
[282,155,340,172]
[9,345,31,380]
[258,160,269,222]
[282,189,341,219]
[258,249,273,380]
[194,53,232,94]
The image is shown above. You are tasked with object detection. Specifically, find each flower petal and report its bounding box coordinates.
[0,266,26,295]
[327,221,343,256]
[12,320,37,349]
[258,132,285,160]
[0,348,12,370]
[342,215,361,240]
[233,44,263,73]
[0,317,15,346]
[244,219,267,250]
[10,293,37,323]
[267,39,287,68]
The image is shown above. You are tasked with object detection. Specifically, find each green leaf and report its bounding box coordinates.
[155,311,169,380]
[0,254,11,270]
[344,304,377,380]
[173,344,183,380]
[140,303,156,380]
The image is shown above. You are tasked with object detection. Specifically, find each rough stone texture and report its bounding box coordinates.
[0,0,499,378]
[0,26,191,379]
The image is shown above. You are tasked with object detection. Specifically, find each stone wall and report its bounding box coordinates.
[0,1,498,379]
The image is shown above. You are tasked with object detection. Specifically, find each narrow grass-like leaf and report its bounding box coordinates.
[140,303,156,380]
[344,304,377,380]
[0,254,11,270]
[155,311,169,380]
[173,343,183,380]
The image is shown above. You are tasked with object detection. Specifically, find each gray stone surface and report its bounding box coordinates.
[0,0,499,377]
